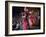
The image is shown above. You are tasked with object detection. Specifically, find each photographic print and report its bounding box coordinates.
[12,7,40,30]
[5,1,45,36]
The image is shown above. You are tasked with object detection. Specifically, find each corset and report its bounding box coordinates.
[22,18,28,30]
[28,15,36,26]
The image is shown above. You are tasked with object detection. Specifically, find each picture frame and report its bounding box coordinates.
[5,1,45,36]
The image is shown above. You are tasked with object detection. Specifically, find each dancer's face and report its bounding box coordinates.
[24,7,28,12]
[28,11,32,16]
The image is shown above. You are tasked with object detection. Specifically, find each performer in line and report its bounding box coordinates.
[27,10,37,29]
[21,7,28,30]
